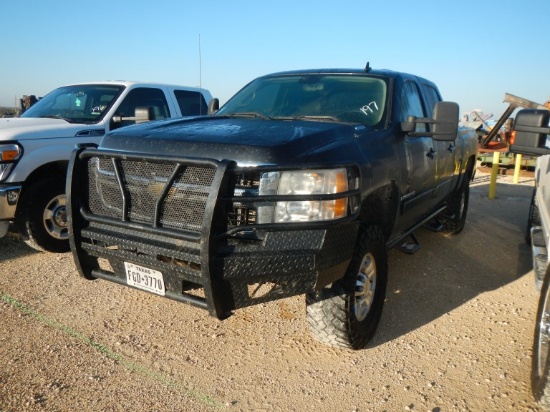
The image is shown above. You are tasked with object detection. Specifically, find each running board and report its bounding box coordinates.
[531,226,548,292]
[424,217,443,232]
[386,205,447,250]
[398,234,420,254]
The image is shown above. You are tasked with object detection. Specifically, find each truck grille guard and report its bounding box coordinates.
[67,145,361,318]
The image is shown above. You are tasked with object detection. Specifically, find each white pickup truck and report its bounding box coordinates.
[509,108,550,408]
[0,81,213,252]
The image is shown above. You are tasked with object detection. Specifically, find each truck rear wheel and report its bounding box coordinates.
[16,178,70,253]
[440,172,470,235]
[306,226,387,349]
[532,267,550,408]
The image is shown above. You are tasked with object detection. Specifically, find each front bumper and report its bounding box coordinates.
[68,146,361,318]
[72,220,359,318]
[0,185,21,220]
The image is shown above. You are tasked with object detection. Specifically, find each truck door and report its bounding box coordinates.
[422,84,457,201]
[110,87,171,131]
[398,81,438,220]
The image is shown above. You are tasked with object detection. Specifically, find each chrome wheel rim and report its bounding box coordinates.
[43,194,68,240]
[354,252,376,322]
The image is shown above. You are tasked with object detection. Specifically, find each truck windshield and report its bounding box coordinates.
[217,74,388,127]
[22,85,124,124]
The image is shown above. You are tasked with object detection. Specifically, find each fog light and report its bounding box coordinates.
[7,189,19,205]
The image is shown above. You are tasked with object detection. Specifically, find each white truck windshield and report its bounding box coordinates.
[22,85,124,124]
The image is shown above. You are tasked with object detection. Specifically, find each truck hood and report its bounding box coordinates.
[0,117,103,141]
[101,116,363,165]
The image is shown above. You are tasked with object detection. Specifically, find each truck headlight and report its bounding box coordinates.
[258,168,348,223]
[0,144,22,182]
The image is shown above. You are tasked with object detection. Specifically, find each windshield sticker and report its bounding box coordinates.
[360,101,379,116]
[91,105,106,115]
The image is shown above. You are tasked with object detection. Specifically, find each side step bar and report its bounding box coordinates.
[531,226,549,291]
[398,234,420,255]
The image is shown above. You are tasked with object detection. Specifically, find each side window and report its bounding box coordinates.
[422,85,442,116]
[174,90,207,116]
[114,88,170,128]
[89,90,119,117]
[399,81,427,133]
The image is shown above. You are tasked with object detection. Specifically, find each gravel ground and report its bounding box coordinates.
[0,168,544,411]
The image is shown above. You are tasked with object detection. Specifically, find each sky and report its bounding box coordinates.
[0,0,547,120]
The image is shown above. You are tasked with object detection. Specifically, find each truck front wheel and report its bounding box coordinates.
[532,267,550,408]
[306,226,388,349]
[16,178,70,253]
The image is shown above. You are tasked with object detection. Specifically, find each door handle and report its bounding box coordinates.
[426,148,436,159]
[447,143,455,153]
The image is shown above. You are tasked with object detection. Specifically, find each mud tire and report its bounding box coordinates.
[306,226,387,349]
[16,178,69,253]
[440,172,471,235]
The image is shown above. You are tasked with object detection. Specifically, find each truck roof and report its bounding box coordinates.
[62,80,208,93]
[260,68,438,88]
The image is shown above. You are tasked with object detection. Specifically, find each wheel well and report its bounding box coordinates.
[462,155,476,184]
[359,183,399,241]
[22,161,68,192]
[467,154,476,176]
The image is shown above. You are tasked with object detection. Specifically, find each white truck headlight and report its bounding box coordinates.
[0,144,22,182]
[258,168,348,223]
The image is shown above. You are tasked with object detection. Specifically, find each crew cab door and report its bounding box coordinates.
[422,84,457,200]
[398,81,438,219]
[109,87,172,131]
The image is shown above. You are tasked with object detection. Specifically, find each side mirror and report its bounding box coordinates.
[399,101,459,141]
[509,109,550,156]
[133,107,154,123]
[208,98,220,114]
[432,101,459,141]
[112,107,154,124]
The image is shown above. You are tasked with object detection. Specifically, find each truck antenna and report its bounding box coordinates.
[199,34,202,90]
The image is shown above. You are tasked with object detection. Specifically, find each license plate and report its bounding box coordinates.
[124,262,165,296]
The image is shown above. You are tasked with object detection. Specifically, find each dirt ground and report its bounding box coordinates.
[0,168,544,411]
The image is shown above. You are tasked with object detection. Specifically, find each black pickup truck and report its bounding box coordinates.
[67,65,478,349]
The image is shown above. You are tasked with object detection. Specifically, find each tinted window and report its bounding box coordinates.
[399,81,427,133]
[114,88,170,128]
[217,74,388,127]
[174,90,208,116]
[422,85,442,116]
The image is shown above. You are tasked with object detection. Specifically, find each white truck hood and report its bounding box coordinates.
[0,117,103,141]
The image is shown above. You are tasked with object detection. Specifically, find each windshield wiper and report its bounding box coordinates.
[272,115,341,122]
[224,112,272,120]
